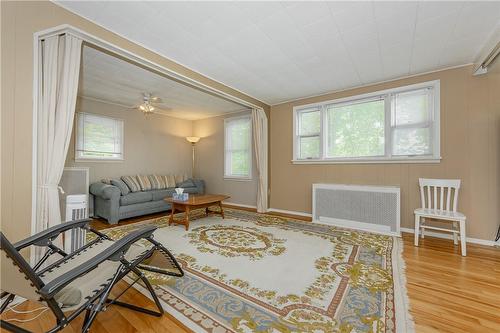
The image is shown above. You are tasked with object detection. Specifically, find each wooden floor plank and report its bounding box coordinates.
[1,210,499,332]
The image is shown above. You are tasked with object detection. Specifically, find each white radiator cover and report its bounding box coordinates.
[312,184,401,236]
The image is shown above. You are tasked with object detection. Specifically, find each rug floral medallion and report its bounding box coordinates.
[103,209,413,333]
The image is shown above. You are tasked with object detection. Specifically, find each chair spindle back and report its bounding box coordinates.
[418,178,461,212]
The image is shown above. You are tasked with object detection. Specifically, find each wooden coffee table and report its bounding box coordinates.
[165,194,230,230]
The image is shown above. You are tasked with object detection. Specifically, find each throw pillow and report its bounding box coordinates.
[136,175,152,191]
[148,174,166,190]
[110,179,130,196]
[162,175,176,188]
[175,174,188,185]
[101,178,112,185]
[177,179,195,188]
[121,176,141,192]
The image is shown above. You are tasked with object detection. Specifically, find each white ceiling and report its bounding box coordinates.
[59,1,500,105]
[80,46,247,120]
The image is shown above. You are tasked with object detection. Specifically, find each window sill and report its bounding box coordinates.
[74,158,124,163]
[291,157,442,165]
[224,176,253,182]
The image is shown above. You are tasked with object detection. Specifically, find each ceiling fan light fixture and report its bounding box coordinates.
[136,93,160,115]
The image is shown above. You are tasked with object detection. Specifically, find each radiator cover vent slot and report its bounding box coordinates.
[313,184,400,236]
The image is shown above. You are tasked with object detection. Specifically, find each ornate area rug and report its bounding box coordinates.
[103,208,414,333]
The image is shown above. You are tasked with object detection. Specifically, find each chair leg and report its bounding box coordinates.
[81,307,99,333]
[459,220,466,256]
[420,218,425,239]
[107,267,164,317]
[453,222,458,245]
[414,214,420,246]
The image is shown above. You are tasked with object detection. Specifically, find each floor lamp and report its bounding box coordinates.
[186,136,200,178]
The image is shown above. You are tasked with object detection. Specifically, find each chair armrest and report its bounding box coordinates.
[14,219,91,250]
[90,182,121,200]
[39,225,157,299]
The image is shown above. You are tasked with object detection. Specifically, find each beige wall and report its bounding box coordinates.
[193,111,258,207]
[65,98,193,182]
[0,1,268,242]
[270,64,500,240]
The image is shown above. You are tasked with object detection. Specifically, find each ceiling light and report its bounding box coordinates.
[186,136,200,144]
[139,102,155,114]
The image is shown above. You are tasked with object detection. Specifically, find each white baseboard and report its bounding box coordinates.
[267,207,312,218]
[316,217,400,237]
[400,227,496,246]
[222,201,257,209]
[267,208,497,247]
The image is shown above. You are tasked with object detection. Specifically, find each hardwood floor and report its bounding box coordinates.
[2,209,499,332]
[402,233,500,333]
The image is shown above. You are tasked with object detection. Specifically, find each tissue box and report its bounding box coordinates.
[173,193,189,201]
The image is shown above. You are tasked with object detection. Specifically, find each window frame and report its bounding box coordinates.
[296,106,322,159]
[224,115,253,180]
[292,80,440,164]
[75,112,124,162]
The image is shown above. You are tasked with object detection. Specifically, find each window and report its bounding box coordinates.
[224,115,252,179]
[297,108,321,159]
[75,112,124,161]
[293,80,440,163]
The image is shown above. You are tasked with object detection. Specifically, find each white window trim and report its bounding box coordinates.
[296,107,322,159]
[224,115,252,180]
[75,112,124,162]
[292,80,441,164]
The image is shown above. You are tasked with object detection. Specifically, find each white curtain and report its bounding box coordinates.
[36,34,82,245]
[252,108,268,213]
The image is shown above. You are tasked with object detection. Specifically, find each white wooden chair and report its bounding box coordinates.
[414,178,467,256]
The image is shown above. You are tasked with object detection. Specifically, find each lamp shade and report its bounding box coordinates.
[186,136,200,143]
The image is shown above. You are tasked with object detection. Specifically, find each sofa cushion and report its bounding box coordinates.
[136,175,152,191]
[183,187,199,194]
[148,174,167,190]
[120,191,153,206]
[121,176,141,192]
[177,179,195,188]
[119,200,170,215]
[111,179,130,196]
[151,189,175,201]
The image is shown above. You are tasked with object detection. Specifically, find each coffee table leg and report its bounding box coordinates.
[185,206,190,230]
[169,203,175,225]
[205,207,209,216]
[219,201,225,219]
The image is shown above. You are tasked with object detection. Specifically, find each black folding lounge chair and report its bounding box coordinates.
[0,219,184,333]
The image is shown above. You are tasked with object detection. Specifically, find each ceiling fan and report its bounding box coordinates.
[133,93,170,115]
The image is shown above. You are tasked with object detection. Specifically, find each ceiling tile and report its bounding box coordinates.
[56,1,498,105]
[328,1,375,32]
[417,1,463,20]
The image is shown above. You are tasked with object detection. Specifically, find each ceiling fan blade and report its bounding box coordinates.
[151,106,172,113]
